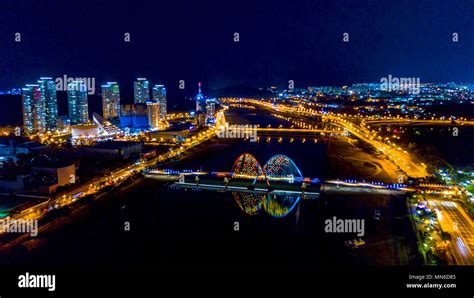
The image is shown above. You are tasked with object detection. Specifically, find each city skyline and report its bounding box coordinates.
[13,76,474,131]
[18,77,171,129]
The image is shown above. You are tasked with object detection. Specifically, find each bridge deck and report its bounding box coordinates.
[171,182,319,198]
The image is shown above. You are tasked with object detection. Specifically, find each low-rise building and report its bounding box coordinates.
[31,156,76,193]
[148,130,188,143]
[71,124,99,139]
[83,141,142,160]
[0,138,46,166]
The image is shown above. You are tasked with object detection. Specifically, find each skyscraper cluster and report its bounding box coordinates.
[22,77,169,134]
[133,78,167,130]
[109,79,167,129]
[22,77,91,133]
[21,77,58,133]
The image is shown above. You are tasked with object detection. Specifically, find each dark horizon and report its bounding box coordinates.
[1,0,473,92]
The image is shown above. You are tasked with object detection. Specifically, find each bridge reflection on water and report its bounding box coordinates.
[232,192,303,218]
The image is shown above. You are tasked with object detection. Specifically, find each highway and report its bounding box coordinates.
[319,114,428,178]
[428,200,474,265]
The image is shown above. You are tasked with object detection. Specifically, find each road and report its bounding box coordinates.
[427,200,474,265]
[323,114,428,178]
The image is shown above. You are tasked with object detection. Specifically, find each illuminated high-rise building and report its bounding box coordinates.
[146,101,161,130]
[152,84,167,119]
[134,78,150,104]
[68,81,89,124]
[38,77,58,130]
[102,82,121,119]
[195,82,206,112]
[22,84,44,134]
[206,99,216,122]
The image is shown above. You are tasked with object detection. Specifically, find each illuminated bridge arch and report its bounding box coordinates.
[231,153,268,185]
[262,154,303,182]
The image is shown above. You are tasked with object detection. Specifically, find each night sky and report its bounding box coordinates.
[0,0,473,96]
